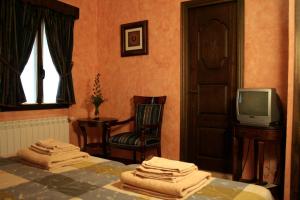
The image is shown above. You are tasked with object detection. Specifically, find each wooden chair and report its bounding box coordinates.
[107,96,167,163]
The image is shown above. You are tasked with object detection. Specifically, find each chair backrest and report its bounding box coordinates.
[133,96,167,137]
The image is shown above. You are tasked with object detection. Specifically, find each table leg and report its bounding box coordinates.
[258,141,265,185]
[232,136,240,180]
[254,140,258,182]
[79,126,88,152]
[102,122,108,158]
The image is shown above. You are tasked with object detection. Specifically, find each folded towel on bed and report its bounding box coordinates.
[121,170,211,199]
[36,138,78,150]
[141,157,198,174]
[30,143,80,155]
[134,169,193,183]
[135,165,197,182]
[17,148,89,170]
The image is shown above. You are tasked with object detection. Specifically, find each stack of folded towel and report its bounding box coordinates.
[17,138,89,170]
[120,156,211,200]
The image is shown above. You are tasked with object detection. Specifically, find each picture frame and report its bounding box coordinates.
[121,20,148,57]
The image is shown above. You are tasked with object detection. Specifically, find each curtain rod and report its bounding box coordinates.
[21,0,79,19]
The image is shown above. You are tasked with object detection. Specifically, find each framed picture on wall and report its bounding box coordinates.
[121,20,148,57]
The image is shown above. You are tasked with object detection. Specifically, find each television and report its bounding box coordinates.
[236,88,281,127]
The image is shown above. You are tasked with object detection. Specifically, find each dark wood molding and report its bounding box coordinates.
[237,0,244,88]
[180,2,189,161]
[0,103,70,112]
[21,0,79,19]
[181,0,236,7]
[37,25,43,104]
[291,0,300,199]
[180,0,244,161]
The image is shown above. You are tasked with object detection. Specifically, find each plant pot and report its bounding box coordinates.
[94,105,100,120]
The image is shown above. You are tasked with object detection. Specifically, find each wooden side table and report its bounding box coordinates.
[232,124,285,198]
[77,117,118,157]
[232,123,284,198]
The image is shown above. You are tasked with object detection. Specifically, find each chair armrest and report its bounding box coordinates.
[106,117,134,139]
[109,116,134,126]
[140,124,159,129]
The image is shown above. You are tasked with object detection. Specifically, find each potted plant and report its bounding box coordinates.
[91,73,104,119]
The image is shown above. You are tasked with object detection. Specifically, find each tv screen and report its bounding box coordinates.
[236,88,281,127]
[238,91,269,116]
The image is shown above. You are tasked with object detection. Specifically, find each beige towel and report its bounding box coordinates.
[136,165,196,178]
[121,170,211,199]
[141,157,198,174]
[21,156,87,170]
[36,138,77,150]
[30,143,80,155]
[17,148,89,170]
[134,171,190,183]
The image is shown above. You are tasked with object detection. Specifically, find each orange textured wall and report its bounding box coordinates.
[97,0,182,160]
[60,0,99,145]
[244,0,288,107]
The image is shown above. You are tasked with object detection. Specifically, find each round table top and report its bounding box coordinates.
[77,117,118,124]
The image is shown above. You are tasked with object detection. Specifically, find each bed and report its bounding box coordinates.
[0,156,273,200]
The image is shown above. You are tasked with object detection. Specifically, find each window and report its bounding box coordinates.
[21,22,59,105]
[0,0,78,111]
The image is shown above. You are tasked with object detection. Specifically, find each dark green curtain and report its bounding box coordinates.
[0,0,41,106]
[44,9,75,104]
[0,0,19,106]
[16,2,42,103]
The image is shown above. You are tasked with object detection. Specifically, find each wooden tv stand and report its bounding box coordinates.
[232,123,284,196]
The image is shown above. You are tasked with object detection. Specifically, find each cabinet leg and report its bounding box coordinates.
[258,141,264,185]
[254,140,258,182]
[232,136,240,180]
[102,124,108,157]
[80,126,88,152]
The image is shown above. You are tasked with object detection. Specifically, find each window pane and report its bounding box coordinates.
[42,24,59,103]
[21,36,38,103]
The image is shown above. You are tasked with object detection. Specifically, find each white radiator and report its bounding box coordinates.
[0,116,69,157]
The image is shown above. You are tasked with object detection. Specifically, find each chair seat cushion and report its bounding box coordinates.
[109,132,159,147]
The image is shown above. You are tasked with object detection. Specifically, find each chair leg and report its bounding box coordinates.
[133,151,137,163]
[157,145,161,157]
[141,149,145,162]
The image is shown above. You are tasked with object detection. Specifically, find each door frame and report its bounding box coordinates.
[180,0,244,161]
[291,0,300,198]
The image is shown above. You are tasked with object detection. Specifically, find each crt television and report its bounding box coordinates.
[236,88,281,127]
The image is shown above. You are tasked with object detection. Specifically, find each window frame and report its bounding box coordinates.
[1,103,69,112]
[2,24,70,112]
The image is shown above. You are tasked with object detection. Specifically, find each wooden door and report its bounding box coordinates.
[187,2,237,172]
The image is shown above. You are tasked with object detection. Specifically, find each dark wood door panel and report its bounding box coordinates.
[187,1,237,172]
[198,85,228,114]
[196,3,234,85]
[188,8,200,91]
[196,127,228,158]
[198,114,229,128]
[195,155,230,172]
[195,127,232,172]
[199,19,229,69]
[198,22,229,83]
